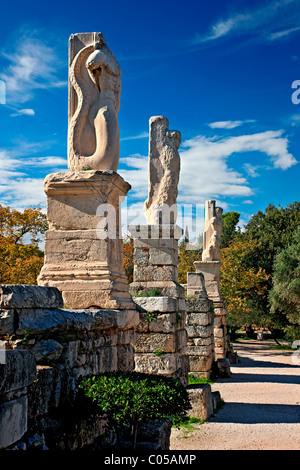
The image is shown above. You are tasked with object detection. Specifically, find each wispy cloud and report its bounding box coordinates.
[208,120,255,129]
[190,1,300,45]
[10,108,35,117]
[120,131,149,141]
[0,36,66,104]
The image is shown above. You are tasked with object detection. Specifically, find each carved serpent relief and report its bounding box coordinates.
[68,34,121,171]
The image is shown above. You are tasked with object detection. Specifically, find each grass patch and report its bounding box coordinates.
[172,415,204,435]
[188,374,214,385]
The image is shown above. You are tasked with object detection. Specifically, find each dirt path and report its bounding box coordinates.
[170,340,300,450]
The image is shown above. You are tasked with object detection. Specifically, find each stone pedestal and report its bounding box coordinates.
[129,224,184,298]
[38,170,134,310]
[129,224,189,386]
[194,261,228,360]
[186,272,215,378]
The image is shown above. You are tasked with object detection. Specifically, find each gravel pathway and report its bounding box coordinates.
[170,340,300,450]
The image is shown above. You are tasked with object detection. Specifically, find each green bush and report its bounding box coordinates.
[79,371,191,449]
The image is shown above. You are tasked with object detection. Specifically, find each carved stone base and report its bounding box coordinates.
[38,170,134,310]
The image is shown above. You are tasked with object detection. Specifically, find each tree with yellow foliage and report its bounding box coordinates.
[0,205,48,284]
[220,238,270,335]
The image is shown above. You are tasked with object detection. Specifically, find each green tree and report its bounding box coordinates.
[240,201,300,340]
[269,226,300,340]
[221,211,241,248]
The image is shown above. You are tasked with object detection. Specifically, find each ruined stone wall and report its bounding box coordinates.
[0,285,138,450]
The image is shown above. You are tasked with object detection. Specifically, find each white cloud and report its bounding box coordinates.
[119,129,297,210]
[120,131,149,141]
[268,26,300,41]
[208,120,255,129]
[242,200,254,205]
[0,144,67,209]
[10,108,35,117]
[0,37,66,104]
[191,1,300,45]
[244,163,260,177]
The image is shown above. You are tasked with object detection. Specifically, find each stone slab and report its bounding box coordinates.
[0,285,63,309]
[0,395,27,449]
[0,350,36,395]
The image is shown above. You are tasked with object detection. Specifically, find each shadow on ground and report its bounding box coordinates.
[210,402,300,424]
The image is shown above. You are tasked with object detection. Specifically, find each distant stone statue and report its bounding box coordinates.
[202,200,223,262]
[144,116,181,225]
[68,32,121,172]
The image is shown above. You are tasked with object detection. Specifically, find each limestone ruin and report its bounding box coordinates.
[0,33,228,451]
[144,116,181,225]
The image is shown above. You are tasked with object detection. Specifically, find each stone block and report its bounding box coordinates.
[28,366,61,418]
[134,352,179,375]
[133,296,178,313]
[188,355,213,372]
[149,247,177,266]
[31,339,63,364]
[186,298,213,313]
[130,281,184,299]
[186,324,212,338]
[0,309,15,336]
[0,285,63,309]
[186,311,213,326]
[134,265,177,282]
[134,332,177,353]
[0,350,36,396]
[0,395,27,449]
[187,384,213,421]
[136,311,178,334]
[16,308,139,336]
[187,344,213,356]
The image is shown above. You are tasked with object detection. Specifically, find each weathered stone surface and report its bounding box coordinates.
[186,324,212,338]
[135,311,178,334]
[44,171,130,230]
[68,33,121,172]
[143,116,181,225]
[0,309,15,336]
[187,344,213,356]
[186,311,213,326]
[135,332,177,353]
[31,340,63,363]
[0,285,63,309]
[0,350,36,395]
[134,265,177,282]
[149,247,177,266]
[134,353,180,375]
[16,308,139,336]
[130,281,184,299]
[0,395,27,449]
[188,355,213,372]
[202,199,223,262]
[187,383,213,421]
[186,298,213,313]
[134,296,178,313]
[28,366,61,418]
[214,358,231,377]
[186,272,208,298]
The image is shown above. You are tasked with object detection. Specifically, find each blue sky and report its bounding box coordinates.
[0,0,299,240]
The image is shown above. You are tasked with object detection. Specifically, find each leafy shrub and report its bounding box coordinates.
[79,371,191,449]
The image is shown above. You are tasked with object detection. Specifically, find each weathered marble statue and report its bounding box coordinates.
[202,200,223,262]
[68,32,121,171]
[144,116,181,224]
